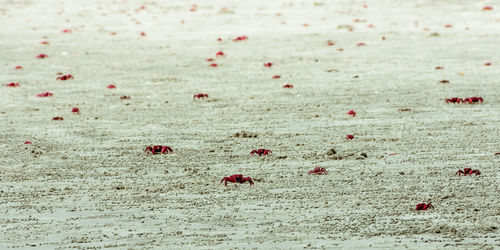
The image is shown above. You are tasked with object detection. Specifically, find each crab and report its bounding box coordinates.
[71,107,80,113]
[233,36,248,41]
[347,109,356,117]
[250,149,272,156]
[345,134,354,140]
[416,202,434,210]
[463,97,483,104]
[107,84,116,89]
[220,174,254,186]
[264,62,273,67]
[193,93,209,99]
[272,75,281,79]
[37,92,53,97]
[145,145,173,154]
[308,167,328,175]
[455,168,481,176]
[52,116,64,120]
[216,51,225,57]
[36,53,48,59]
[15,65,23,70]
[282,84,294,88]
[445,97,463,103]
[6,82,20,87]
[209,63,218,67]
[57,74,73,80]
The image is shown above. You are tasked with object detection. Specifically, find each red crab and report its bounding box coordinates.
[220,174,254,186]
[145,145,173,154]
[52,116,64,120]
[282,84,294,88]
[327,40,335,46]
[463,97,483,104]
[24,141,32,144]
[56,74,73,80]
[356,42,366,46]
[346,134,354,140]
[6,82,20,87]
[435,66,444,70]
[308,167,328,175]
[217,38,222,42]
[416,202,434,210]
[71,107,80,113]
[37,92,53,97]
[107,84,116,89]
[62,29,72,33]
[483,6,493,11]
[216,51,225,57]
[140,32,146,37]
[233,36,248,41]
[206,58,214,62]
[15,65,23,70]
[250,149,272,156]
[445,97,463,103]
[444,24,452,28]
[484,62,492,66]
[264,62,273,67]
[41,41,49,45]
[36,54,48,59]
[209,63,218,67]
[455,168,481,176]
[193,93,209,99]
[347,109,356,117]
[272,75,281,79]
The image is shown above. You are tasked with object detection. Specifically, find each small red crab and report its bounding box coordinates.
[62,29,72,33]
[484,62,492,66]
[216,51,225,57]
[40,41,49,45]
[24,141,32,144]
[250,149,272,156]
[347,109,356,117]
[356,42,366,46]
[327,40,335,46]
[71,107,80,113]
[56,74,73,80]
[308,167,328,175]
[36,54,48,59]
[52,116,64,120]
[346,134,354,140]
[145,145,173,154]
[220,174,254,186]
[206,58,214,62]
[6,82,20,87]
[435,66,444,70]
[272,75,281,79]
[463,97,483,104]
[209,63,218,67]
[416,202,434,210]
[445,97,463,103]
[282,84,294,88]
[455,168,481,176]
[264,62,273,67]
[15,65,23,70]
[37,92,53,97]
[107,84,116,89]
[233,36,248,41]
[483,6,493,11]
[193,93,209,99]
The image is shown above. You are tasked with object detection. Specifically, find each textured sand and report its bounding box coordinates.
[1,0,499,249]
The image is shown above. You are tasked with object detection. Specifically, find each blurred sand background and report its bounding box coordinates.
[1,0,499,248]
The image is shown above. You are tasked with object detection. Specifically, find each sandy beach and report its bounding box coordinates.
[1,0,499,248]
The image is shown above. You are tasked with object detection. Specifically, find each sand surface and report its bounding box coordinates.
[1,0,499,249]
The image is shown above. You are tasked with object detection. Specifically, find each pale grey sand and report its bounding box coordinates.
[1,0,499,249]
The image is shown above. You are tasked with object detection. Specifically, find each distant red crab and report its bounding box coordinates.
[346,134,354,140]
[145,145,173,154]
[209,63,218,67]
[220,174,254,186]
[216,51,225,57]
[435,66,444,70]
[56,74,73,80]
[37,92,53,97]
[15,65,23,70]
[264,62,273,67]
[6,82,20,87]
[347,109,356,117]
[206,58,214,62]
[250,149,272,156]
[308,167,328,175]
[24,141,32,144]
[484,62,492,66]
[416,202,434,210]
[272,75,281,79]
[193,93,209,99]
[71,107,80,113]
[463,97,483,104]
[107,84,116,89]
[356,42,366,46]
[327,40,335,46]
[52,116,64,120]
[455,168,481,176]
[445,97,463,103]
[36,54,48,59]
[483,6,493,11]
[282,84,294,88]
[233,36,248,41]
